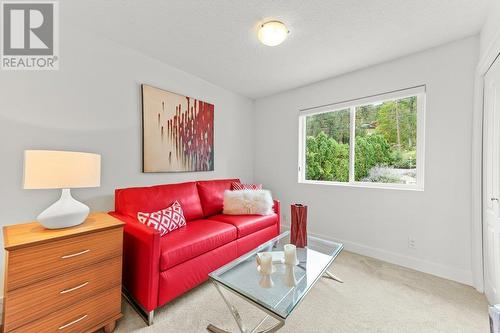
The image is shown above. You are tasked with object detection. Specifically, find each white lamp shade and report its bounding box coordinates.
[24,150,101,189]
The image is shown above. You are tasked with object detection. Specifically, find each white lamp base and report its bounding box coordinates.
[37,189,90,229]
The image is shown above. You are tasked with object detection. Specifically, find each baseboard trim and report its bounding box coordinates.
[281,224,473,286]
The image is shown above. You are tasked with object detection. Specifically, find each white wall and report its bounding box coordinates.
[480,0,500,58]
[0,24,254,293]
[254,36,478,285]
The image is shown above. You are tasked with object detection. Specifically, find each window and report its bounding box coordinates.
[298,86,425,190]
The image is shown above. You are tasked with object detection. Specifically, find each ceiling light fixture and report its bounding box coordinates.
[258,21,289,46]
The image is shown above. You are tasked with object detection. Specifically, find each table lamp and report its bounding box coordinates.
[23,150,101,229]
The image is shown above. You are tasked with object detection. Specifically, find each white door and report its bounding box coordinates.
[484,56,500,305]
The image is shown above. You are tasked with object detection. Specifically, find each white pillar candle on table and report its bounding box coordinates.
[284,264,297,287]
[284,244,298,265]
[260,252,273,274]
[259,274,274,288]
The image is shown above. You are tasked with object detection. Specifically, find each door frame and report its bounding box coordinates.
[472,31,500,293]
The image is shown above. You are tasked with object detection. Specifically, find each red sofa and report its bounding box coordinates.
[109,179,280,323]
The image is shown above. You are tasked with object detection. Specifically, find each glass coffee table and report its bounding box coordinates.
[207,231,344,333]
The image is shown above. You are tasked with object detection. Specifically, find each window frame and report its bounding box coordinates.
[298,85,426,191]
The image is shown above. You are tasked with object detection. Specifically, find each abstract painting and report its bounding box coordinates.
[142,84,214,172]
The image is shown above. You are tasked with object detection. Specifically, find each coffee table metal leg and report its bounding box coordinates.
[207,322,284,333]
[323,270,344,283]
[207,324,235,333]
[207,281,285,333]
[212,281,246,333]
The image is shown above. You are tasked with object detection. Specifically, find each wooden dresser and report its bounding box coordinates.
[1,212,124,333]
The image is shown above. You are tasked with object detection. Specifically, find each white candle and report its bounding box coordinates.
[284,264,297,287]
[284,244,298,265]
[260,252,273,275]
[259,274,274,288]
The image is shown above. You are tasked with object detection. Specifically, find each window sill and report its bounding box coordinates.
[298,179,424,191]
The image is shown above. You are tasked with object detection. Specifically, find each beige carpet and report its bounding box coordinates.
[109,251,488,333]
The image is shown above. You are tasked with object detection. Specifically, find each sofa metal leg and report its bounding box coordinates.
[147,310,155,326]
[122,289,155,326]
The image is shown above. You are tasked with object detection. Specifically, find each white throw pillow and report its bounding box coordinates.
[223,189,274,215]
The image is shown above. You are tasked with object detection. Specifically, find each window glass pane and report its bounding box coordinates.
[354,96,417,184]
[305,109,350,182]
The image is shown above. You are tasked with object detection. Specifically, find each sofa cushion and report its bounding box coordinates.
[231,182,263,190]
[223,190,274,216]
[137,201,187,237]
[208,214,278,238]
[115,181,204,222]
[196,179,240,217]
[159,219,237,271]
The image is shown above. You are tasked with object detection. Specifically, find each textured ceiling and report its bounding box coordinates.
[66,0,490,99]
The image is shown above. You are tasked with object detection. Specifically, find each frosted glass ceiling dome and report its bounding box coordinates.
[258,21,289,46]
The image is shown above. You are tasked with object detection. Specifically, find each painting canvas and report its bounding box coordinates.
[142,84,214,172]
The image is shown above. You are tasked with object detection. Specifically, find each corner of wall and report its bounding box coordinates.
[250,98,258,183]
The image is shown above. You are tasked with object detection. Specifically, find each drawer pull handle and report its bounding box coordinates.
[61,249,90,259]
[58,314,88,330]
[60,281,89,294]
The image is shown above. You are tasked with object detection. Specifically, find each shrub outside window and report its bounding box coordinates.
[298,86,425,190]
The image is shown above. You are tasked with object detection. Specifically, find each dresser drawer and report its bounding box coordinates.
[10,286,122,333]
[5,228,122,291]
[3,256,122,332]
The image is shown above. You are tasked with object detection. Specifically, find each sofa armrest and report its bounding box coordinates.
[273,200,281,234]
[109,212,160,312]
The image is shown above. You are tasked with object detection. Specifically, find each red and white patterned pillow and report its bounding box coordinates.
[231,182,263,190]
[137,201,186,237]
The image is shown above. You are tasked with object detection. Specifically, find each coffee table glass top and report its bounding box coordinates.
[209,231,343,319]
